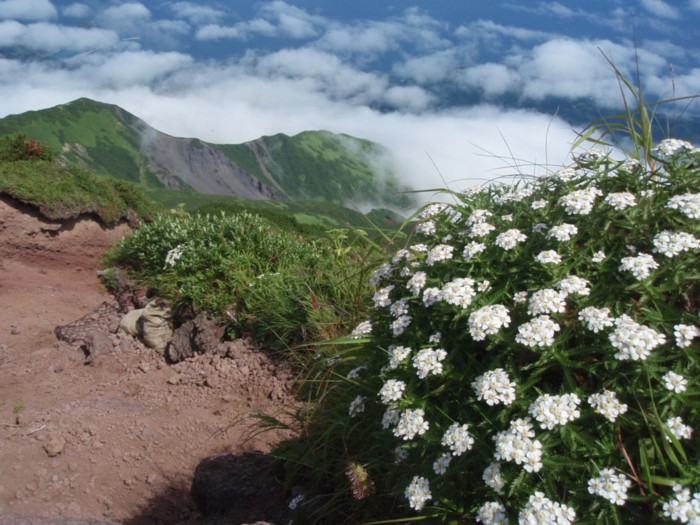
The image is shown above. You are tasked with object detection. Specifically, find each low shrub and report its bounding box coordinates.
[278,139,700,524]
[104,212,381,350]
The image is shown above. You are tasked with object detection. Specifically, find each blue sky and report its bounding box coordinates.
[1,0,699,191]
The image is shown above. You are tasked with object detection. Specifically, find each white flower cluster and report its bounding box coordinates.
[483,463,505,492]
[433,452,452,475]
[609,314,666,361]
[372,285,394,307]
[558,187,602,215]
[468,305,511,340]
[588,390,628,422]
[574,148,609,164]
[370,263,393,286]
[163,244,185,268]
[674,324,700,348]
[468,209,493,224]
[578,306,614,333]
[527,289,567,316]
[619,253,659,280]
[393,445,408,464]
[346,366,365,379]
[495,229,527,250]
[476,501,509,525]
[442,277,478,308]
[553,167,577,181]
[493,418,543,473]
[592,250,606,262]
[528,393,581,430]
[422,287,443,307]
[534,250,562,265]
[513,291,528,304]
[390,299,409,318]
[531,199,548,210]
[557,276,591,296]
[666,416,693,441]
[348,395,366,417]
[413,348,447,379]
[588,468,632,505]
[464,241,487,260]
[420,202,448,219]
[391,314,412,336]
[441,422,475,456]
[378,379,406,404]
[653,138,700,159]
[663,484,700,524]
[604,192,637,210]
[405,475,432,511]
[426,244,455,265]
[471,221,497,238]
[516,315,560,347]
[546,223,578,242]
[387,345,412,369]
[415,220,436,236]
[472,368,517,406]
[518,492,576,525]
[407,271,427,295]
[494,186,535,204]
[663,371,688,393]
[394,408,429,440]
[667,193,700,219]
[350,320,372,338]
[652,231,700,257]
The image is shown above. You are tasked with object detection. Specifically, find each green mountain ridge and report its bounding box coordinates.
[0,98,414,211]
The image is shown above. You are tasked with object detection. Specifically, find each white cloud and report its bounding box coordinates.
[690,0,700,11]
[169,2,226,25]
[0,0,56,21]
[97,2,151,31]
[461,19,554,42]
[62,3,90,19]
[0,20,119,52]
[196,1,323,41]
[460,63,520,97]
[641,0,680,20]
[393,49,463,84]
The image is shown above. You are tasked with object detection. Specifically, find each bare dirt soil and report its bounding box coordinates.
[0,196,296,525]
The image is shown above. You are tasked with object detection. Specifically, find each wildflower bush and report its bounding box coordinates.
[281,138,700,524]
[104,211,380,350]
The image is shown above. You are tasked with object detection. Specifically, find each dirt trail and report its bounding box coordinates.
[0,196,295,524]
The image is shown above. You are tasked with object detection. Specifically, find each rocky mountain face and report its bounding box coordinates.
[0,98,413,208]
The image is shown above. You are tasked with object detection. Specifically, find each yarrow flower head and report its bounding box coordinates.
[468,305,511,340]
[350,320,372,338]
[163,244,185,268]
[653,138,700,159]
[528,393,581,430]
[415,220,436,236]
[472,368,516,406]
[516,315,560,347]
[619,253,659,280]
[387,345,412,369]
[609,314,666,361]
[674,324,700,348]
[441,422,475,456]
[604,192,637,210]
[546,223,578,242]
[426,244,455,266]
[559,187,602,215]
[666,416,693,441]
[588,469,632,506]
[667,193,700,219]
[476,501,509,525]
[519,492,576,525]
[464,241,487,260]
[372,285,394,308]
[349,396,366,417]
[557,276,591,296]
[413,348,447,379]
[535,250,562,265]
[588,390,628,422]
[578,306,614,333]
[405,476,432,511]
[495,229,527,250]
[527,288,567,316]
[493,418,543,473]
[394,408,429,440]
[442,277,477,308]
[662,485,700,524]
[482,463,505,493]
[663,371,688,394]
[407,271,427,295]
[378,379,406,404]
[652,231,700,258]
[420,202,448,219]
[433,452,452,475]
